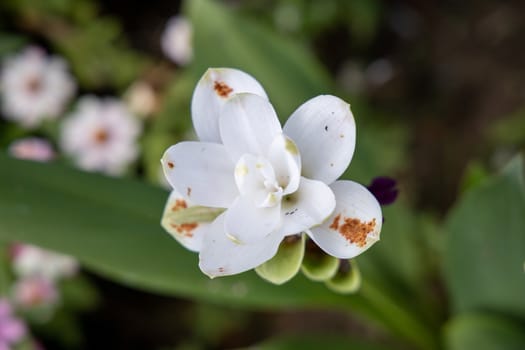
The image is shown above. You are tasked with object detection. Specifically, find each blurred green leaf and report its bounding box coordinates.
[444,155,525,317]
[256,334,392,350]
[0,32,27,59]
[187,0,333,120]
[444,312,525,350]
[0,154,437,349]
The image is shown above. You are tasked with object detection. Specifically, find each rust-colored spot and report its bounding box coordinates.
[93,129,109,144]
[167,161,174,169]
[171,199,187,212]
[329,214,341,230]
[26,76,42,94]
[330,215,376,247]
[214,81,233,98]
[218,267,225,273]
[169,222,198,238]
[186,187,192,197]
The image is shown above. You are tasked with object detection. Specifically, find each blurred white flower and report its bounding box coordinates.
[11,244,78,281]
[60,96,142,175]
[161,15,193,66]
[124,81,157,117]
[0,46,75,128]
[8,137,55,162]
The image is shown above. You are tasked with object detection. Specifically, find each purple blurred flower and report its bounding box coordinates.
[0,298,26,350]
[367,176,398,205]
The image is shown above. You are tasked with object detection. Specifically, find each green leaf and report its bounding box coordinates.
[0,155,437,350]
[186,0,333,120]
[256,235,305,285]
[326,260,361,294]
[0,154,362,311]
[445,312,525,350]
[256,334,392,350]
[444,155,525,317]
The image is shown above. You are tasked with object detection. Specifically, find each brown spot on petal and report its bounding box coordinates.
[171,199,187,212]
[169,222,198,238]
[218,267,225,273]
[186,187,192,197]
[167,161,174,169]
[330,215,376,247]
[214,81,233,98]
[329,214,341,230]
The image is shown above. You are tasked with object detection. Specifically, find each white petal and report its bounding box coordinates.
[191,68,268,142]
[280,177,336,235]
[283,95,356,184]
[199,213,284,277]
[225,196,281,244]
[161,141,237,208]
[219,93,282,161]
[268,134,301,195]
[308,180,382,259]
[161,190,208,252]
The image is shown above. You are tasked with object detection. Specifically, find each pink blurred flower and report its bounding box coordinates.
[12,277,58,308]
[8,138,55,162]
[0,298,26,349]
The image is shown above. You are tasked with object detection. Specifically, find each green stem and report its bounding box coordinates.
[360,280,439,350]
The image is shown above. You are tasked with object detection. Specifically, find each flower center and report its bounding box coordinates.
[93,128,110,144]
[26,76,42,94]
[234,154,283,208]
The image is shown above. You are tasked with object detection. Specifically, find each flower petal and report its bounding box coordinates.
[308,180,382,259]
[268,134,301,195]
[161,190,211,252]
[280,177,336,235]
[191,68,268,142]
[161,141,237,208]
[219,93,282,161]
[283,95,356,184]
[199,213,284,277]
[225,196,281,244]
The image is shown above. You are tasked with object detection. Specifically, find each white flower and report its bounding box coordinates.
[161,15,193,66]
[8,137,55,162]
[0,46,75,128]
[60,96,142,175]
[11,244,78,281]
[161,68,382,278]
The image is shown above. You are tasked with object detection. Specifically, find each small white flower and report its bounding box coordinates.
[60,96,142,175]
[8,137,55,162]
[161,15,193,66]
[161,68,382,278]
[0,46,75,128]
[11,244,78,281]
